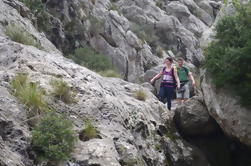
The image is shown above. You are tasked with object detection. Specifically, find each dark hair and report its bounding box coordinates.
[165,57,173,63]
[177,57,184,61]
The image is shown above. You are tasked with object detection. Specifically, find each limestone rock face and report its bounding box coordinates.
[0,87,32,166]
[11,0,221,81]
[199,1,251,147]
[201,73,251,147]
[2,0,250,165]
[0,1,210,163]
[174,96,218,136]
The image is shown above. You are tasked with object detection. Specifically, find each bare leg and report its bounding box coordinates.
[183,98,188,103]
[177,98,183,105]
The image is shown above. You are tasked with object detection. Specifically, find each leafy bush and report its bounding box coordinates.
[88,16,103,37]
[32,112,75,163]
[99,70,122,78]
[50,79,76,104]
[19,0,50,33]
[5,24,42,49]
[108,3,118,11]
[19,0,44,14]
[156,46,164,58]
[79,119,99,141]
[11,74,47,116]
[156,0,164,9]
[131,24,159,48]
[204,3,251,107]
[134,89,147,101]
[71,46,113,72]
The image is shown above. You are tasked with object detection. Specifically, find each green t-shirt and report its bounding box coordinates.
[177,66,189,82]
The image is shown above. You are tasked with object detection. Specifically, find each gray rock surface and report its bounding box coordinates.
[0,86,32,166]
[199,1,251,147]
[174,96,218,136]
[201,73,251,146]
[11,0,221,81]
[1,0,251,165]
[0,2,210,164]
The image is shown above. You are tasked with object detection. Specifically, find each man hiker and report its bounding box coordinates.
[176,57,195,105]
[150,57,180,110]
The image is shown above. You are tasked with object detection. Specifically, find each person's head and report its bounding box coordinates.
[177,57,184,67]
[164,57,173,66]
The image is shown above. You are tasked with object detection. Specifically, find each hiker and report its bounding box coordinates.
[176,57,195,105]
[150,57,180,110]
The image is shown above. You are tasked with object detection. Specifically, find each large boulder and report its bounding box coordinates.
[174,96,218,136]
[201,73,251,146]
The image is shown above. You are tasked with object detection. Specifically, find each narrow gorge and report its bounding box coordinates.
[0,0,250,166]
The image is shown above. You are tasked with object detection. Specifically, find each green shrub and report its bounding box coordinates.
[32,112,75,163]
[19,0,44,14]
[19,0,50,33]
[79,119,99,141]
[131,23,160,56]
[108,3,118,11]
[11,74,47,116]
[134,89,147,101]
[99,70,122,78]
[156,46,164,58]
[155,143,161,151]
[165,130,177,141]
[50,79,76,104]
[131,24,159,48]
[156,0,164,9]
[5,24,42,49]
[71,46,113,72]
[10,73,28,92]
[204,3,251,107]
[88,16,103,37]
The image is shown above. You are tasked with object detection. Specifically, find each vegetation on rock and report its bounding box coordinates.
[11,73,47,116]
[79,119,99,141]
[50,79,76,104]
[72,47,111,71]
[5,24,42,49]
[134,89,147,101]
[19,0,50,33]
[99,69,122,78]
[32,112,75,163]
[205,3,251,107]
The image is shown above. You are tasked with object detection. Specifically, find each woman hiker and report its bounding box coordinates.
[150,57,180,110]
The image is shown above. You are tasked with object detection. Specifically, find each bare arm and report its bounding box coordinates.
[150,71,162,84]
[173,67,180,89]
[188,72,195,86]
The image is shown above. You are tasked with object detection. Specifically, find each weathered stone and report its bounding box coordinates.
[72,139,121,166]
[0,29,210,165]
[0,86,33,166]
[201,73,251,146]
[174,96,218,136]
